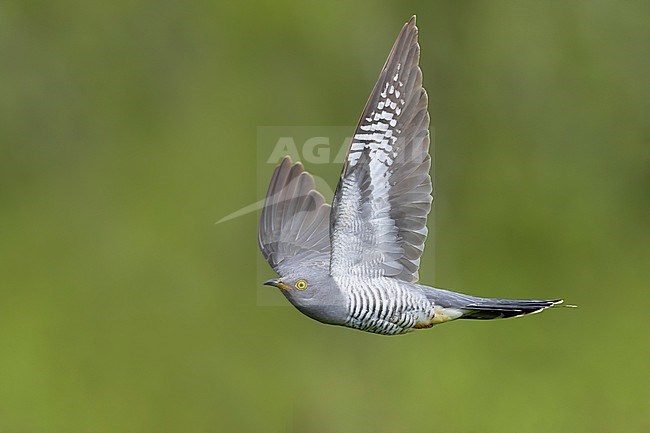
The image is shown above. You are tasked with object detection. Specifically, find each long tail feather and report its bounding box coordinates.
[461,298,564,320]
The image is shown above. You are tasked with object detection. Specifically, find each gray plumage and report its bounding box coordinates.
[258,16,564,335]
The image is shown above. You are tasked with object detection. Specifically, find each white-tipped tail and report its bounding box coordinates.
[461,298,564,320]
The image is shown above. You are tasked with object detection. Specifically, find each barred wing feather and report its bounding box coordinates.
[330,16,432,283]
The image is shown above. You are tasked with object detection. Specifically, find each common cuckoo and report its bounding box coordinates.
[258,16,566,335]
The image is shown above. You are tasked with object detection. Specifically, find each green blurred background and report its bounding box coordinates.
[1,1,648,432]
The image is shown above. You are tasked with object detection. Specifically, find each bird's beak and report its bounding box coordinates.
[263,278,291,290]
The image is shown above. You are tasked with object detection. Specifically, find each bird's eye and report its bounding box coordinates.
[294,279,308,290]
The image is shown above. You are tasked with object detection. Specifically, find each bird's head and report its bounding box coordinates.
[263,277,309,292]
[262,274,347,326]
[263,275,323,307]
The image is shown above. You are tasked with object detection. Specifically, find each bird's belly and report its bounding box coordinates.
[340,279,434,335]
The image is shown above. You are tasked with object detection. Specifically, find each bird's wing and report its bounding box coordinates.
[330,16,431,283]
[258,156,331,276]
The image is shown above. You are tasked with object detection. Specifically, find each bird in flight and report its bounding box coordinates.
[258,16,565,335]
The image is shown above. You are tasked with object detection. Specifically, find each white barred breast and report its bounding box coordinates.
[337,276,435,335]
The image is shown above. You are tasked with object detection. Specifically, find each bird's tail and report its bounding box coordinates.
[460,298,564,320]
[423,287,566,321]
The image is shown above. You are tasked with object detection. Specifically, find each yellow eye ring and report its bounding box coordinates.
[294,279,307,290]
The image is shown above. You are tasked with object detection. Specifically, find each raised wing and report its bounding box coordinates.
[258,157,331,276]
[330,16,432,283]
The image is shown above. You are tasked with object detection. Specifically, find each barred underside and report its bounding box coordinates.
[340,277,435,335]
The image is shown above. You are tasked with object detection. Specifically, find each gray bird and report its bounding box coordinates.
[258,16,565,335]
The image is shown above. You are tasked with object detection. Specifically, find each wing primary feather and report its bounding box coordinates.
[329,17,432,283]
[258,157,332,276]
